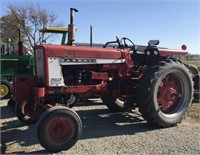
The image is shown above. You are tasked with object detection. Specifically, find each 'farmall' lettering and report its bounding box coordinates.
[61,58,96,63]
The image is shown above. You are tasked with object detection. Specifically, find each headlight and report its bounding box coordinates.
[146,50,151,55]
[154,50,158,55]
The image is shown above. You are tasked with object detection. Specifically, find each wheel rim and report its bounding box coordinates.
[0,84,9,98]
[22,100,43,119]
[47,116,74,143]
[157,73,183,114]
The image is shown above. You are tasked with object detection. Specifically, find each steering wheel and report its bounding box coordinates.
[116,36,123,48]
[121,37,135,48]
[103,36,123,48]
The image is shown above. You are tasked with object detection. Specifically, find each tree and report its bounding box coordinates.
[0,4,61,52]
[1,14,25,43]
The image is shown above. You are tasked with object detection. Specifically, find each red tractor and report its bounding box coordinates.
[13,8,197,152]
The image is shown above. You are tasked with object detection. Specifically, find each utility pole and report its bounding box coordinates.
[90,25,93,47]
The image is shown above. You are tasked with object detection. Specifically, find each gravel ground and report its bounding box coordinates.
[1,99,200,155]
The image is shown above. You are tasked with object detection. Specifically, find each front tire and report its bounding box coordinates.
[15,100,44,124]
[138,59,193,127]
[37,106,82,153]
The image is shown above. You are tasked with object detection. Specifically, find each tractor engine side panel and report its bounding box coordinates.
[35,44,132,89]
[48,57,65,86]
[35,48,65,87]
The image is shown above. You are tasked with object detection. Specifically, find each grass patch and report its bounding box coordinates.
[181,60,200,68]
[188,103,200,119]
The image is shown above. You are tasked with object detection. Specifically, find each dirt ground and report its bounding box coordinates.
[1,99,200,154]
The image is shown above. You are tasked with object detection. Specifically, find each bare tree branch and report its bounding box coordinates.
[0,3,61,52]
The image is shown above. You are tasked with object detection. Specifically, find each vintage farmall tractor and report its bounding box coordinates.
[13,8,197,152]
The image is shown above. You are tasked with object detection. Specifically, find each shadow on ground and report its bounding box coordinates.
[1,99,159,154]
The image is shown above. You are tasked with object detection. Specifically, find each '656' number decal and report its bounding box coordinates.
[51,78,62,84]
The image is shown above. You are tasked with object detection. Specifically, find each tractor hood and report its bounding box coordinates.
[35,44,123,59]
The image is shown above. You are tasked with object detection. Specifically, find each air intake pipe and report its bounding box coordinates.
[67,8,78,45]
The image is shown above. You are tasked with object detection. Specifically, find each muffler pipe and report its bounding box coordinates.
[68,8,78,45]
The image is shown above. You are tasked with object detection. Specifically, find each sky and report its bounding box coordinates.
[0,0,200,54]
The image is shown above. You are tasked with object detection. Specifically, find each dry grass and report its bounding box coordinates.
[188,103,200,119]
[182,60,200,68]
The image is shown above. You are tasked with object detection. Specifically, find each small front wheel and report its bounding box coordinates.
[37,106,82,153]
[15,99,44,124]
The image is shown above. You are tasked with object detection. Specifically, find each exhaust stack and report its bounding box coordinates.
[18,29,23,55]
[67,8,78,45]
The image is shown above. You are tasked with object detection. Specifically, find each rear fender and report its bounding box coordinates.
[158,48,188,58]
[187,64,199,77]
[186,64,200,91]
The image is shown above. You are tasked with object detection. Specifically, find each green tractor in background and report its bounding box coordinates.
[0,54,34,99]
[0,28,68,100]
[39,27,68,45]
[0,30,34,100]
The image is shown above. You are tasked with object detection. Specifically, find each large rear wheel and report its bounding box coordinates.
[37,106,82,153]
[138,59,193,127]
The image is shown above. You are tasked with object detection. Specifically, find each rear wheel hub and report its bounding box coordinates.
[157,74,181,112]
